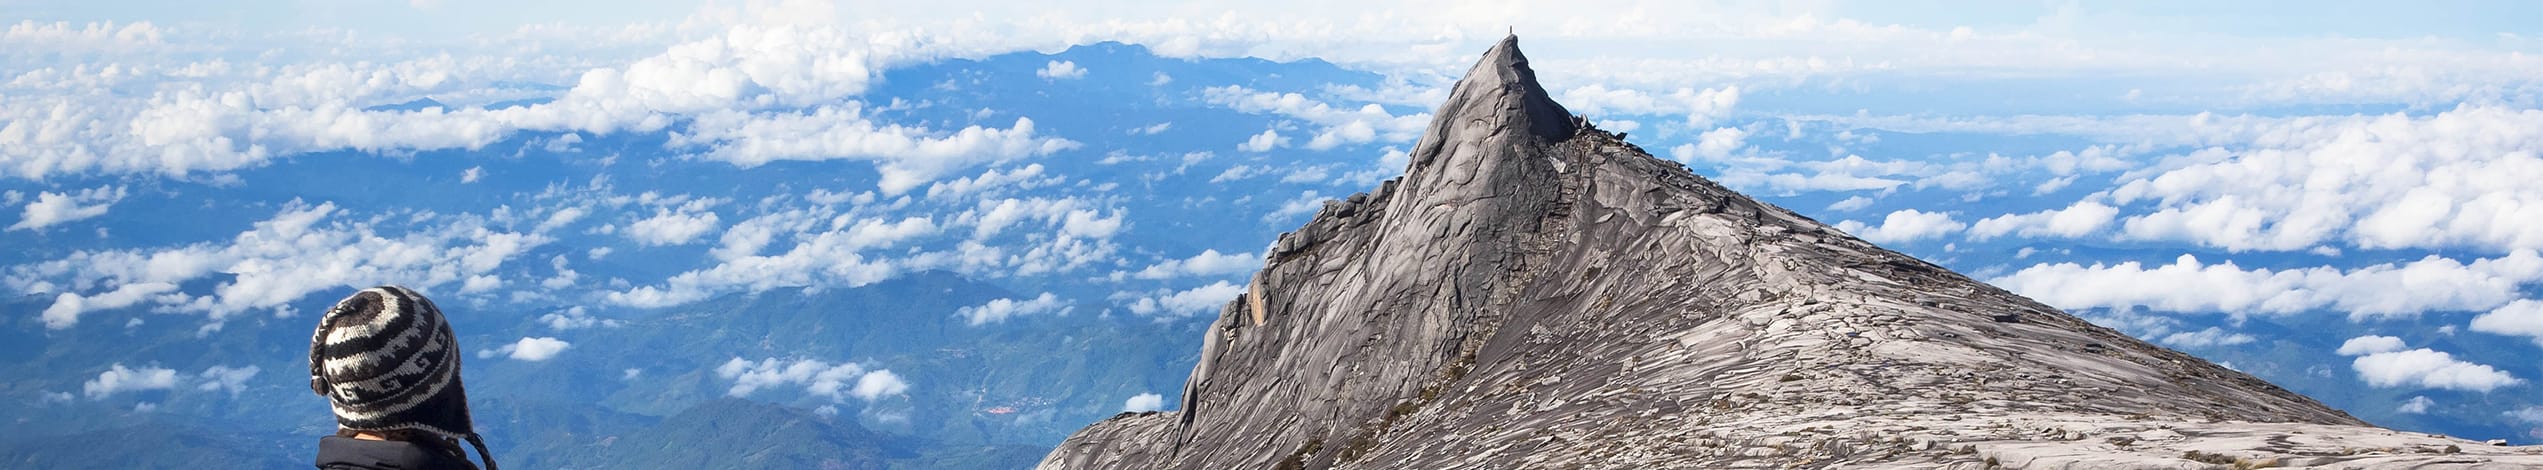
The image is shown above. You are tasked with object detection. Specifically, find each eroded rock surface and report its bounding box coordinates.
[1041,36,2543,469]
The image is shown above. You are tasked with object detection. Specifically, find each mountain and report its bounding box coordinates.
[1038,36,2543,469]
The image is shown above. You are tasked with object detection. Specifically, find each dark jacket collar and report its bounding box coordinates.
[315,435,480,470]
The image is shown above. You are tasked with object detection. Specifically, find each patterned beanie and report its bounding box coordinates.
[309,285,498,470]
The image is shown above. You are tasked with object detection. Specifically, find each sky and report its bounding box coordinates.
[7,0,2543,444]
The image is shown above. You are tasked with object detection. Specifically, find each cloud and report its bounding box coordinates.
[8,186,126,231]
[196,365,259,396]
[1826,196,1873,212]
[1132,249,1257,280]
[607,215,934,308]
[1676,127,1748,162]
[1991,249,2543,320]
[1238,128,1284,153]
[2510,406,2543,424]
[1967,201,2120,241]
[1036,60,1085,79]
[851,370,909,401]
[538,306,620,330]
[674,107,1080,195]
[483,336,571,361]
[925,164,1060,201]
[2158,327,2256,349]
[626,201,722,247]
[1202,86,1426,151]
[958,292,1068,325]
[715,357,907,402]
[7,201,547,327]
[1835,209,1964,244]
[83,363,177,399]
[1556,84,1739,126]
[1127,122,1172,135]
[2397,396,2434,414]
[2337,335,2407,356]
[2471,299,2543,346]
[2337,337,2521,392]
[1123,392,1165,412]
[460,166,484,183]
[1124,281,1244,317]
[2105,106,2543,253]
[1262,191,1327,223]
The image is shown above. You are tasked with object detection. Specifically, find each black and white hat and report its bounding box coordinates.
[309,285,497,470]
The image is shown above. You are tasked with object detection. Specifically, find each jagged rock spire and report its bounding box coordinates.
[1040,36,2543,470]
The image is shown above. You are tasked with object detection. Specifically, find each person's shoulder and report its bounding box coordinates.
[316,435,480,470]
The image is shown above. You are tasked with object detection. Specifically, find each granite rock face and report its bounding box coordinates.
[1041,36,2543,469]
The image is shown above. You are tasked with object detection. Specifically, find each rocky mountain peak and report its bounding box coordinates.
[1040,37,2543,469]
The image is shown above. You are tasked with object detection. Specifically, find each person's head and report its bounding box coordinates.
[309,285,497,470]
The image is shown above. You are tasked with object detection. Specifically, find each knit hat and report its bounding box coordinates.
[309,285,498,470]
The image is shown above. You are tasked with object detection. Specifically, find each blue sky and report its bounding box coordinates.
[7,0,2543,445]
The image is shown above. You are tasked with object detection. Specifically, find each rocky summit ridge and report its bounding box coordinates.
[1040,36,2543,469]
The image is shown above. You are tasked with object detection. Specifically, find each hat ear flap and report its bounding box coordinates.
[308,290,371,397]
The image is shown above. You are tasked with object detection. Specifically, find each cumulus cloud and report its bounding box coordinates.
[674,108,1079,195]
[625,200,722,246]
[6,201,546,327]
[482,336,571,361]
[8,186,125,231]
[715,357,908,402]
[2471,299,2543,346]
[1238,128,1285,153]
[925,164,1060,201]
[1036,60,1085,79]
[2335,335,2520,392]
[2158,327,2256,349]
[1835,209,1964,244]
[2106,106,2543,253]
[538,306,620,330]
[1132,249,1256,280]
[1992,249,2543,320]
[83,363,177,399]
[1124,281,1245,317]
[607,215,933,308]
[1826,196,1873,212]
[196,365,260,395]
[1123,392,1165,412]
[1202,86,1426,151]
[2397,396,2434,414]
[958,292,1068,325]
[1262,191,1327,222]
[1967,201,2119,241]
[1557,84,1739,126]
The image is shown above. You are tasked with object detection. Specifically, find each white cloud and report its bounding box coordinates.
[1682,127,1748,161]
[1967,201,2120,241]
[676,107,1080,195]
[2510,406,2543,424]
[460,166,484,183]
[1991,249,2543,320]
[1238,128,1284,153]
[1036,60,1086,79]
[83,363,177,399]
[1262,191,1327,223]
[7,201,547,327]
[958,292,1068,325]
[1128,122,1172,135]
[1826,196,1873,212]
[607,215,934,308]
[7,186,125,231]
[1203,86,1426,151]
[1133,249,1257,280]
[626,202,722,247]
[715,357,907,402]
[925,164,1059,201]
[1557,84,1739,126]
[2106,106,2543,253]
[196,365,259,396]
[484,336,571,361]
[1124,281,1245,317]
[2337,335,2408,356]
[851,370,909,401]
[538,306,620,330]
[2397,396,2434,414]
[2471,299,2543,345]
[1123,392,1165,412]
[2349,348,2521,392]
[2158,327,2256,349]
[1835,209,1964,244]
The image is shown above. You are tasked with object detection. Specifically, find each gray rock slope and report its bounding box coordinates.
[1042,36,2543,469]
